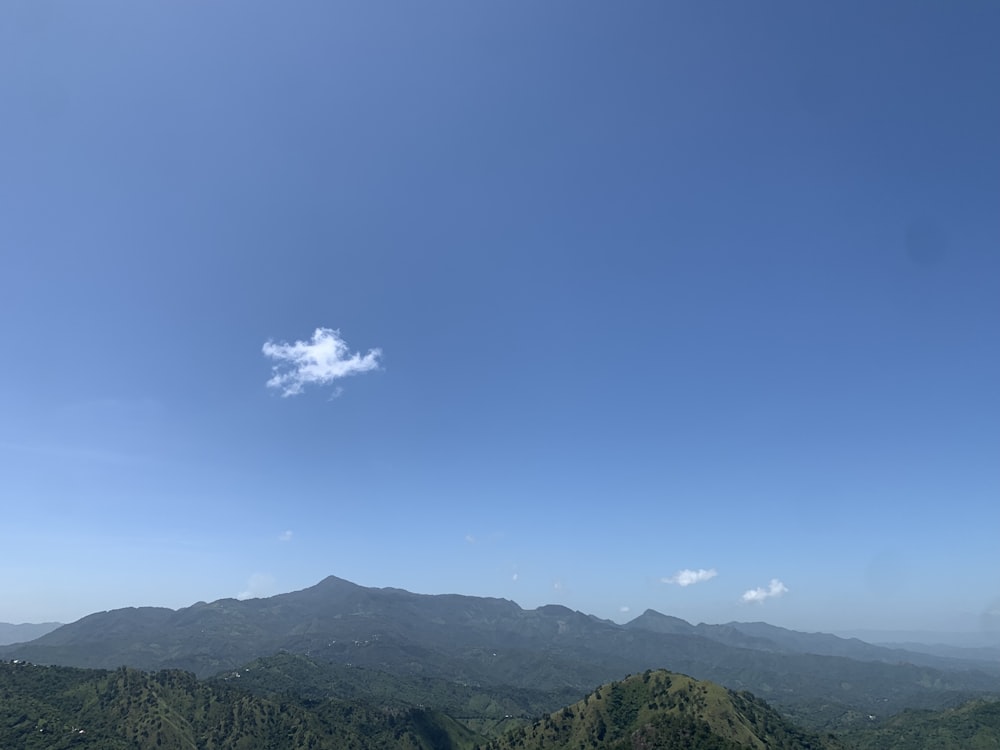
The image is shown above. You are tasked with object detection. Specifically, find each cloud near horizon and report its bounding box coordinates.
[237,573,276,601]
[662,568,718,586]
[741,578,789,603]
[263,327,381,397]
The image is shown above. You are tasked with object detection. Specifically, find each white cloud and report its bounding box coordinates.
[511,573,519,582]
[263,327,381,397]
[662,568,718,587]
[277,530,293,542]
[741,578,789,603]
[620,605,631,613]
[237,573,276,601]
[465,534,476,544]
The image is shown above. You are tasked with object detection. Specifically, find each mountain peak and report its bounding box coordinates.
[625,609,695,634]
[314,574,362,589]
[535,604,576,616]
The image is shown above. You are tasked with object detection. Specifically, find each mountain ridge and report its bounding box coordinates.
[5,575,999,732]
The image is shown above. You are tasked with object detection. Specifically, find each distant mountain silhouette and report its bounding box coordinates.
[0,621,61,645]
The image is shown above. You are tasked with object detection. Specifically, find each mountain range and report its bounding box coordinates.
[5,575,1000,734]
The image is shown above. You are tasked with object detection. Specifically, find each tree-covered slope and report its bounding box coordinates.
[214,651,582,736]
[479,669,846,750]
[6,660,847,749]
[845,698,1000,749]
[0,660,481,750]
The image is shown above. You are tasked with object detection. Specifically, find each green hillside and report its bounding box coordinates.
[479,669,846,750]
[28,656,1000,749]
[0,660,480,750]
[846,698,1000,749]
[2,659,856,750]
[215,651,581,736]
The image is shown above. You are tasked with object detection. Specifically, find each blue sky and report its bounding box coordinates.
[1,1,998,636]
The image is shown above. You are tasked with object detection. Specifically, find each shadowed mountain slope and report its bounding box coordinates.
[212,651,584,737]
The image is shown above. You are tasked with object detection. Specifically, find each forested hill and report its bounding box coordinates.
[481,669,847,750]
[0,660,480,750]
[845,699,1000,750]
[1,660,847,750]
[11,657,1000,749]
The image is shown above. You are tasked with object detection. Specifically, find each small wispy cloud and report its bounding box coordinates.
[465,534,476,544]
[263,327,381,397]
[277,530,293,542]
[741,578,788,603]
[662,568,718,587]
[237,573,276,601]
[511,572,519,582]
[620,605,631,613]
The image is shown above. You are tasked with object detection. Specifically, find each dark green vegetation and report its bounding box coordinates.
[5,658,1000,749]
[216,651,583,736]
[1,661,846,750]
[846,699,1000,750]
[5,576,998,734]
[482,669,846,750]
[0,660,480,750]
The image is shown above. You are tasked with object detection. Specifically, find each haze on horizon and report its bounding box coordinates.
[1,1,998,638]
